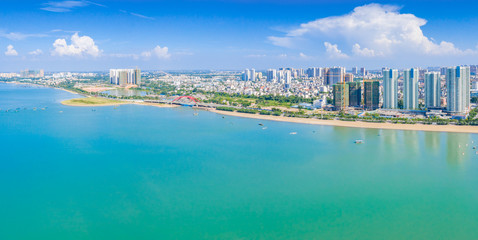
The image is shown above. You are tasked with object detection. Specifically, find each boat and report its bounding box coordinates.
[354,140,364,144]
[258,123,264,126]
[290,132,297,135]
[262,127,268,130]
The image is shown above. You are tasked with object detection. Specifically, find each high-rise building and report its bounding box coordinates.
[382,68,399,109]
[110,68,141,85]
[344,73,354,82]
[403,68,419,110]
[360,67,366,76]
[251,69,256,81]
[352,67,358,75]
[333,83,349,110]
[307,68,316,78]
[446,66,470,113]
[315,67,323,78]
[425,72,441,109]
[284,70,292,84]
[243,69,250,81]
[364,80,380,110]
[327,67,345,85]
[277,70,284,83]
[348,82,361,107]
[267,69,276,82]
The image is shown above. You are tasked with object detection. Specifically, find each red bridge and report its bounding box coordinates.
[171,96,200,105]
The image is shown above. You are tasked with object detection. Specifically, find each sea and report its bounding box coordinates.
[1,82,478,239]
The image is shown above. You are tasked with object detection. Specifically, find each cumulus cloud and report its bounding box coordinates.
[269,4,475,57]
[324,42,348,58]
[352,44,381,57]
[52,33,101,57]
[141,45,171,59]
[5,45,18,56]
[29,49,43,55]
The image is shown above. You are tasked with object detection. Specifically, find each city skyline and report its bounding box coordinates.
[1,0,478,71]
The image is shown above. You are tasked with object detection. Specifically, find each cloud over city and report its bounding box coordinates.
[51,33,101,57]
[269,4,477,58]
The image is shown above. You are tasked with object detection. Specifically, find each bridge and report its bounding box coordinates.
[144,95,223,108]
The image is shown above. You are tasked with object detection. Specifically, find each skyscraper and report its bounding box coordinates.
[243,69,250,81]
[251,69,256,81]
[333,83,349,110]
[327,67,345,85]
[382,68,399,109]
[267,69,277,82]
[403,68,419,110]
[425,72,441,109]
[446,66,470,113]
[364,80,380,110]
[110,68,141,85]
[352,67,358,75]
[347,82,361,107]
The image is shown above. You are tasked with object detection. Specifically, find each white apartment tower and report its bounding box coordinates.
[424,72,441,109]
[446,66,470,113]
[403,68,419,110]
[382,68,399,109]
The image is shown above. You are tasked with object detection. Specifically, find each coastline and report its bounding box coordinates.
[207,108,478,134]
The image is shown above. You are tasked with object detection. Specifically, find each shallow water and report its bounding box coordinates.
[1,82,478,239]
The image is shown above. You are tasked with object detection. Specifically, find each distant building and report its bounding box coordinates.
[243,69,250,81]
[403,68,419,110]
[360,67,366,76]
[307,67,317,78]
[344,73,354,82]
[267,69,277,82]
[20,69,44,78]
[333,83,349,110]
[364,80,380,110]
[351,67,358,75]
[327,67,345,85]
[425,72,441,109]
[382,68,399,109]
[348,82,361,107]
[446,66,470,113]
[251,69,256,82]
[284,70,292,84]
[110,68,141,85]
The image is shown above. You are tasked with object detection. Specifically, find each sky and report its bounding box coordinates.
[1,0,478,71]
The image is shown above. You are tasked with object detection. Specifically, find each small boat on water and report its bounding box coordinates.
[258,123,264,126]
[354,140,364,144]
[262,127,268,130]
[290,132,297,135]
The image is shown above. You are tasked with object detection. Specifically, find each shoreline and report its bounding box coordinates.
[207,109,478,134]
[14,82,477,133]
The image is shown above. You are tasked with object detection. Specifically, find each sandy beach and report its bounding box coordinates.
[208,109,478,134]
[135,102,179,108]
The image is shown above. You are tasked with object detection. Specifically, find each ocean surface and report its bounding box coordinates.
[1,82,478,239]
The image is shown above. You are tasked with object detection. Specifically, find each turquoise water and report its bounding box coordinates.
[1,82,478,239]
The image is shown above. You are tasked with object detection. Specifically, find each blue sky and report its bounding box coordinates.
[1,0,478,71]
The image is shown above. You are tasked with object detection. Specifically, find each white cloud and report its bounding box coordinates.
[0,32,48,40]
[41,1,105,12]
[269,4,475,57]
[352,44,381,57]
[324,42,348,59]
[52,33,101,57]
[299,52,310,59]
[5,45,18,56]
[141,45,171,59]
[29,49,44,55]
